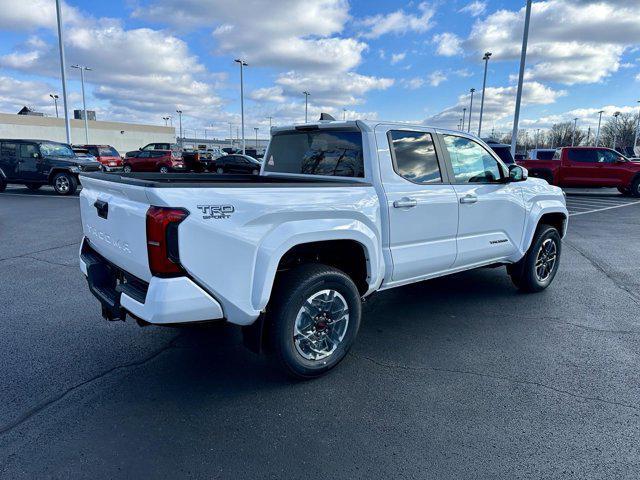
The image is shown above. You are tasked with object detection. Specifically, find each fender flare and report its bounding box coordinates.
[47,168,76,183]
[251,218,383,311]
[520,202,568,256]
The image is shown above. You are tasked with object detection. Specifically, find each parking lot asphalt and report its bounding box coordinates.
[1,185,640,479]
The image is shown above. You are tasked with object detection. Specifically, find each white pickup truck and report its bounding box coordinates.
[79,120,568,378]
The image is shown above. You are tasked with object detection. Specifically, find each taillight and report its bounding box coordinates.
[146,206,189,277]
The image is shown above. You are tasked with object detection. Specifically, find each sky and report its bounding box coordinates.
[0,0,639,140]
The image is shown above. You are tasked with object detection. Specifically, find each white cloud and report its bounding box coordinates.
[425,82,566,129]
[465,0,640,85]
[274,71,394,106]
[390,52,406,65]
[402,77,426,90]
[250,87,287,103]
[359,2,435,39]
[520,104,640,130]
[636,72,640,82]
[459,1,487,17]
[428,71,447,86]
[0,0,82,31]
[433,33,463,57]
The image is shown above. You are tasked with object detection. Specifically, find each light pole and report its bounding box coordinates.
[478,52,492,137]
[571,118,578,146]
[55,0,71,144]
[302,91,310,122]
[634,100,640,155]
[229,122,234,149]
[266,116,273,129]
[234,59,248,154]
[595,110,604,146]
[162,116,170,126]
[468,88,475,132]
[462,108,466,131]
[254,127,259,148]
[535,128,540,149]
[510,0,533,157]
[49,94,59,118]
[71,64,92,143]
[176,110,183,145]
[343,108,347,121]
[613,111,621,150]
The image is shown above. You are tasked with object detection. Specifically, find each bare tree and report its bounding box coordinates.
[599,113,638,152]
[547,122,586,148]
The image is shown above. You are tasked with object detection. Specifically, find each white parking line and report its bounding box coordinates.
[569,200,640,216]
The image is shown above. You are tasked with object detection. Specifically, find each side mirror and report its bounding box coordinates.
[508,164,527,182]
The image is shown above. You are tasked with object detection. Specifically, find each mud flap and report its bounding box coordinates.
[242,314,265,354]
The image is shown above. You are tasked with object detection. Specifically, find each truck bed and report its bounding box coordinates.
[80,172,370,188]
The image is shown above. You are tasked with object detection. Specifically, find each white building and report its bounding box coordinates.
[0,112,175,154]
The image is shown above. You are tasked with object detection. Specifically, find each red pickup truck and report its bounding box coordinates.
[517,147,640,197]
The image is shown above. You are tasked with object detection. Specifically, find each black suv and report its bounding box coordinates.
[0,139,102,195]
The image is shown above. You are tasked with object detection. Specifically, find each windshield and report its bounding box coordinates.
[40,142,74,157]
[98,146,119,156]
[264,128,364,177]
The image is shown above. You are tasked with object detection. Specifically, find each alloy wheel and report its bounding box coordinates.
[293,289,349,361]
[535,238,557,282]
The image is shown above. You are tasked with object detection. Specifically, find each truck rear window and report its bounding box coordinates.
[264,129,364,178]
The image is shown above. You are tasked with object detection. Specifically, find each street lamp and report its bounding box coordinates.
[162,116,170,126]
[254,127,259,148]
[234,58,248,154]
[510,0,533,157]
[595,110,604,146]
[613,111,621,150]
[55,0,71,143]
[302,91,310,122]
[49,94,59,118]
[343,108,347,121]
[176,110,183,145]
[571,117,578,146]
[462,108,467,131]
[478,51,492,137]
[634,100,640,155]
[229,122,234,149]
[71,64,92,143]
[468,88,475,132]
[459,118,463,130]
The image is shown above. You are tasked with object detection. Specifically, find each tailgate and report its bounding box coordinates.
[79,175,152,281]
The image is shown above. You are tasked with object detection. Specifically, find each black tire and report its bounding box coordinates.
[25,183,42,191]
[266,264,361,379]
[617,186,630,196]
[123,165,132,173]
[0,176,6,192]
[630,177,640,198]
[51,172,78,196]
[508,225,561,293]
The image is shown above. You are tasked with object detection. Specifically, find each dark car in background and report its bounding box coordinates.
[213,154,261,175]
[76,144,122,171]
[483,139,515,165]
[122,149,185,173]
[0,139,101,195]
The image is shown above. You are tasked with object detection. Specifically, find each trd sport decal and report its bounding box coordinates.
[197,205,235,220]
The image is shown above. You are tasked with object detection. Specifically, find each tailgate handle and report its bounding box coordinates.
[94,200,109,219]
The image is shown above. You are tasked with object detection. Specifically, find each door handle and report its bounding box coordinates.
[459,194,478,204]
[393,197,418,208]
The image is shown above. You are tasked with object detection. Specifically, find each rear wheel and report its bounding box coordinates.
[630,177,640,198]
[617,186,630,196]
[509,225,561,293]
[123,165,132,173]
[216,167,224,174]
[266,264,361,379]
[0,176,6,192]
[52,172,78,196]
[25,183,41,191]
[159,166,169,174]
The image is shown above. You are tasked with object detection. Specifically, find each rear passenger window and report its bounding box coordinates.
[1,143,17,158]
[567,149,598,163]
[389,130,442,184]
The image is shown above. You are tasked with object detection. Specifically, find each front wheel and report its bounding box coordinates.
[508,225,561,293]
[123,165,132,173]
[216,167,224,174]
[0,176,6,192]
[266,264,362,379]
[159,166,169,174]
[52,172,78,196]
[630,177,640,198]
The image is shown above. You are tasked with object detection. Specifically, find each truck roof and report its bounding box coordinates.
[271,119,474,137]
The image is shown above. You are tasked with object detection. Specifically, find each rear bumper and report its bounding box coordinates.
[80,239,223,324]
